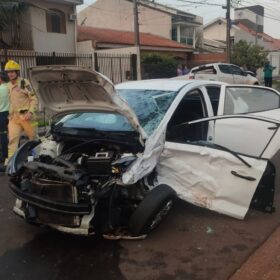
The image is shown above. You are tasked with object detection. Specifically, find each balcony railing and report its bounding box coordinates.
[172,35,194,46]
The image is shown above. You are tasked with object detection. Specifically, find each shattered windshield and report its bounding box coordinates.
[118,89,178,135]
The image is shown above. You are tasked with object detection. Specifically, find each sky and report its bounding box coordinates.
[77,0,280,38]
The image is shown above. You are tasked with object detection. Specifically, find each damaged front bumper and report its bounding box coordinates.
[10,182,91,215]
[10,181,96,235]
[13,199,95,235]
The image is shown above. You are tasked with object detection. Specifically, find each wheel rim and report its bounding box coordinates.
[149,200,173,230]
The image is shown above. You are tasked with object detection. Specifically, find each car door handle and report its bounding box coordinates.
[268,126,277,130]
[231,171,256,181]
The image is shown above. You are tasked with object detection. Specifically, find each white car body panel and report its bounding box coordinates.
[213,85,280,157]
[214,118,277,157]
[118,81,280,219]
[157,142,268,219]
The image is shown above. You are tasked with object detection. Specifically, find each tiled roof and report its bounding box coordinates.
[78,26,192,50]
[237,22,280,50]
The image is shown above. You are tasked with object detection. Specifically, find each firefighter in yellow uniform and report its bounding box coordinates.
[5,60,38,161]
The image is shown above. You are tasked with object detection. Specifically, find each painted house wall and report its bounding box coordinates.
[27,0,77,53]
[78,0,172,39]
[204,20,275,51]
[203,21,236,42]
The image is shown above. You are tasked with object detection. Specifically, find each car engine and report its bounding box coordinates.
[10,137,147,234]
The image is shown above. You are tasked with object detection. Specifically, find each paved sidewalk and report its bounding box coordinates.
[230,226,280,280]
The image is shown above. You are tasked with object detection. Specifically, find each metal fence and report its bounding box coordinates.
[0,50,93,79]
[95,53,137,84]
[0,50,137,83]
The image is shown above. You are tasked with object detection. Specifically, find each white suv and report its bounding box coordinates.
[177,63,259,85]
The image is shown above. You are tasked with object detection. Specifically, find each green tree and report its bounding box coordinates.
[231,40,268,71]
[141,53,177,79]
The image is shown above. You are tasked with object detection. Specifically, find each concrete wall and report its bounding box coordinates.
[204,21,236,42]
[204,21,275,51]
[97,47,137,54]
[78,0,172,39]
[188,52,227,68]
[77,40,94,53]
[27,0,77,53]
[235,9,264,28]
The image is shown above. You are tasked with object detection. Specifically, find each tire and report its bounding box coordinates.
[129,184,176,236]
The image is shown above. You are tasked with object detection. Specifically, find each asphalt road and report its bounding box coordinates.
[1,175,280,280]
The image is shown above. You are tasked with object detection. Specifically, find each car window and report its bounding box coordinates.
[231,65,244,76]
[56,112,134,131]
[219,65,232,74]
[224,87,280,115]
[192,66,217,75]
[206,86,221,116]
[117,89,177,136]
[166,89,208,143]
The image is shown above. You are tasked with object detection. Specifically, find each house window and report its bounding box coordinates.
[46,9,66,34]
[172,27,177,41]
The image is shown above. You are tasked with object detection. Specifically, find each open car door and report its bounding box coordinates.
[215,85,280,157]
[157,114,280,219]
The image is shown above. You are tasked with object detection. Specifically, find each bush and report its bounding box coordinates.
[142,53,177,79]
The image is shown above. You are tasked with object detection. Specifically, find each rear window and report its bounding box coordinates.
[224,87,280,114]
[219,65,232,74]
[192,66,217,75]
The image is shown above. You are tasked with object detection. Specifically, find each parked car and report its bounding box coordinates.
[8,66,280,238]
[175,63,259,85]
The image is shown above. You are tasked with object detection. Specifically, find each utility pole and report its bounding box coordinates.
[133,0,141,80]
[255,14,258,45]
[226,0,231,63]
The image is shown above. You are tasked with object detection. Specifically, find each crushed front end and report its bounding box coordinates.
[8,136,147,236]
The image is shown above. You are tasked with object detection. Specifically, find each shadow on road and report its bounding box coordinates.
[0,230,124,280]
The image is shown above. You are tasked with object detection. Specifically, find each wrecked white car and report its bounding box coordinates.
[8,66,280,237]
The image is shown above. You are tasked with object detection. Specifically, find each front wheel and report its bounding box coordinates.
[129,184,176,236]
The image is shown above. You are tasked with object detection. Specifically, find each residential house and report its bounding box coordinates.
[78,0,203,48]
[0,0,85,75]
[77,0,203,81]
[203,5,280,51]
[77,25,193,82]
[2,0,83,53]
[203,5,280,77]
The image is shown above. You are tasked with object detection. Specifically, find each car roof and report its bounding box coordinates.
[191,63,239,71]
[116,79,226,91]
[117,79,200,91]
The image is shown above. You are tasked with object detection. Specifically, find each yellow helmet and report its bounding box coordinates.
[5,60,20,71]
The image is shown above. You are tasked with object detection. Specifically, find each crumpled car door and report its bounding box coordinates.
[157,140,268,219]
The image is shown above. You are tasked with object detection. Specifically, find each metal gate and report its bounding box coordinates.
[0,50,93,79]
[95,53,137,84]
[0,50,137,83]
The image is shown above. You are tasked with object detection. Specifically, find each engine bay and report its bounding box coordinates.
[10,137,148,234]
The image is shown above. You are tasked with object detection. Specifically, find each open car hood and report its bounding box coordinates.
[29,66,147,139]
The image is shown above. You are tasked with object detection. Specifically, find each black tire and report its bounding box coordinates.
[129,184,176,236]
